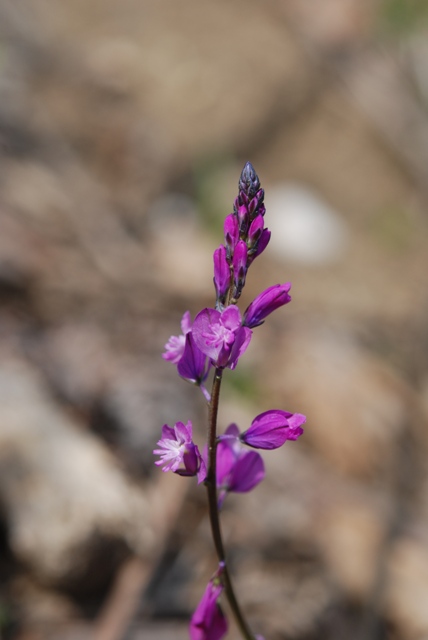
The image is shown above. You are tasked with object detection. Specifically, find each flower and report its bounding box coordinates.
[192,305,252,370]
[241,410,305,450]
[217,424,265,507]
[177,333,211,386]
[162,311,192,363]
[153,421,205,483]
[243,283,292,328]
[190,569,228,640]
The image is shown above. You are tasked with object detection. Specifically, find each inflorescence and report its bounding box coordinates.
[155,162,306,640]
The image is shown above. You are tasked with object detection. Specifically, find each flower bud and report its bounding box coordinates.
[239,161,260,198]
[247,214,264,249]
[213,245,231,304]
[232,240,248,298]
[243,283,291,328]
[224,213,239,258]
[241,410,305,450]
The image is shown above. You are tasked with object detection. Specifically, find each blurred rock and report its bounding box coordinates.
[384,535,428,639]
[266,183,349,265]
[260,322,408,479]
[317,501,386,600]
[0,359,151,587]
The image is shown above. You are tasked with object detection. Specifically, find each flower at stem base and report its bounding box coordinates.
[190,566,228,640]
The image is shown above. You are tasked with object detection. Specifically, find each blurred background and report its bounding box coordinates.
[1,0,428,639]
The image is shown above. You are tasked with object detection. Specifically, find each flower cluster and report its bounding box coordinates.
[155,162,306,640]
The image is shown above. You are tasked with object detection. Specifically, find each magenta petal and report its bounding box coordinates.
[216,441,236,487]
[228,326,252,370]
[174,420,192,442]
[192,308,222,361]
[248,214,264,246]
[213,245,231,302]
[160,424,175,440]
[220,305,241,330]
[250,228,271,262]
[177,333,208,383]
[224,213,239,254]
[229,450,265,493]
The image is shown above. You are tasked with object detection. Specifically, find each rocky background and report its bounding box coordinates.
[1,1,428,639]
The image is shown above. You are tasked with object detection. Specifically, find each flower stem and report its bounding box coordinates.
[205,367,256,640]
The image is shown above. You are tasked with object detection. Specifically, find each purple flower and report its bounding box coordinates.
[190,570,228,640]
[213,245,231,304]
[192,305,252,370]
[153,421,205,482]
[217,424,265,507]
[243,283,292,328]
[241,410,306,450]
[177,333,211,401]
[162,311,192,363]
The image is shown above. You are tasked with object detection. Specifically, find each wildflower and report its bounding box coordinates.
[243,283,292,328]
[162,311,192,363]
[217,424,265,507]
[192,305,251,370]
[241,410,305,450]
[177,333,211,401]
[153,421,205,482]
[190,567,228,640]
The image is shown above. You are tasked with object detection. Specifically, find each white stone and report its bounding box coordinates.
[266,183,348,265]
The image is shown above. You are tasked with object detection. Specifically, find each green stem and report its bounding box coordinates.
[205,367,256,640]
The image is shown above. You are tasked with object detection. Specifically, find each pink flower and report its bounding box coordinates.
[153,421,205,483]
[190,569,228,640]
[192,305,252,370]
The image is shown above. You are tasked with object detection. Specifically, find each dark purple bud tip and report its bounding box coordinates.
[239,162,260,198]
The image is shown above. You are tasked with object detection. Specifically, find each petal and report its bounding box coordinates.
[181,310,193,334]
[160,424,176,440]
[229,451,265,493]
[228,326,252,370]
[216,441,236,487]
[174,420,193,443]
[192,308,222,360]
[177,333,208,383]
[220,305,242,331]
